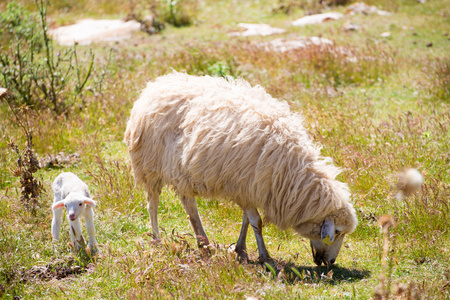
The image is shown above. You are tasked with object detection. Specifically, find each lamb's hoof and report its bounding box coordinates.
[86,245,100,258]
[149,238,161,246]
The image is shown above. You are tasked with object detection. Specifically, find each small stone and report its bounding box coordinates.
[229,23,285,37]
[426,42,433,47]
[292,12,344,26]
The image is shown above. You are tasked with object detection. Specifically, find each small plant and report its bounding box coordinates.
[127,0,198,32]
[374,215,396,299]
[207,61,231,77]
[163,0,198,27]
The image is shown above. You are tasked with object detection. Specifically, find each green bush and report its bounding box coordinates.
[0,1,43,50]
[0,0,100,116]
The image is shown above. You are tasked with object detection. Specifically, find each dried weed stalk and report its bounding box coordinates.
[2,90,44,215]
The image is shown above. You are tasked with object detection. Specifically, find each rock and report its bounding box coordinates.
[426,42,433,47]
[380,31,391,37]
[49,19,141,46]
[345,2,391,16]
[258,37,334,52]
[40,152,80,168]
[342,21,361,32]
[229,23,286,37]
[291,12,344,26]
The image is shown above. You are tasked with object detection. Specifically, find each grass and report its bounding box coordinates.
[1,0,449,299]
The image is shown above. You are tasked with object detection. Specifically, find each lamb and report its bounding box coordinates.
[124,72,357,266]
[51,172,98,253]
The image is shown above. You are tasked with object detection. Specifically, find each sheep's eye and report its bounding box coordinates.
[79,203,82,206]
[335,230,341,236]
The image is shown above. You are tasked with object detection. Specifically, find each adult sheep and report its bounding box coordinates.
[124,72,357,266]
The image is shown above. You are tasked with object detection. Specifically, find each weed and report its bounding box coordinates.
[422,58,450,101]
[87,156,144,213]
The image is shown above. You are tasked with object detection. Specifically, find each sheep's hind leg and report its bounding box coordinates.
[235,211,249,263]
[246,207,272,264]
[147,190,161,242]
[180,195,209,248]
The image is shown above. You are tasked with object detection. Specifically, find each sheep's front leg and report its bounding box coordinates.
[235,211,249,263]
[246,207,271,263]
[147,191,161,240]
[68,218,85,252]
[51,205,64,244]
[84,207,98,253]
[181,195,209,247]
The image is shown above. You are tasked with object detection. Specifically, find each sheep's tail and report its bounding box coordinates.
[124,111,143,153]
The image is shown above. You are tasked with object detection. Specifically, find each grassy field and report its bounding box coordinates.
[0,0,449,299]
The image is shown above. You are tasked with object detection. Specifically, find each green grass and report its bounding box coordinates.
[1,0,449,299]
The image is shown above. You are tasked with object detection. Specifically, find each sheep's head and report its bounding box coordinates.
[295,207,357,267]
[52,193,96,221]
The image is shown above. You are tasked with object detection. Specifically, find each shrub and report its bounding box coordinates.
[0,0,97,116]
[0,1,43,50]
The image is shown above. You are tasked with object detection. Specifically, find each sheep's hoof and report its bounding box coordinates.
[199,244,215,256]
[262,260,278,274]
[196,236,210,248]
[236,250,249,264]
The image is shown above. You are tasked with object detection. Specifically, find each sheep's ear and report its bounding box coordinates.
[83,198,96,208]
[321,218,335,245]
[52,201,65,210]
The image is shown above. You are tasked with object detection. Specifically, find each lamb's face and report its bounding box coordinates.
[52,193,96,221]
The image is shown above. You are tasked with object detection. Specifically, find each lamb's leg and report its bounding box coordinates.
[246,207,271,263]
[84,207,98,253]
[68,218,85,252]
[51,204,64,243]
[180,195,209,247]
[147,190,161,240]
[235,211,249,263]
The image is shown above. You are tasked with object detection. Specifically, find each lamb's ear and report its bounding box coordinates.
[52,201,65,211]
[321,218,335,245]
[83,198,96,208]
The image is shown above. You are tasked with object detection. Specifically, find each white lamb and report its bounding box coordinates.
[124,72,357,266]
[51,172,98,253]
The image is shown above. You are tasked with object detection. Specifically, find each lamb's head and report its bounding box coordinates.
[295,206,357,266]
[52,193,96,221]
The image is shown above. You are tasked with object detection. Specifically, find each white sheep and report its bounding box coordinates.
[124,72,357,266]
[51,172,98,253]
